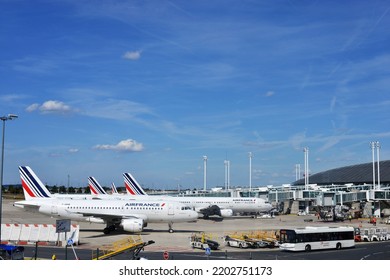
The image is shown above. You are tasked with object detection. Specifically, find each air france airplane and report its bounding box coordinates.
[123,172,273,218]
[14,166,198,234]
[89,172,273,219]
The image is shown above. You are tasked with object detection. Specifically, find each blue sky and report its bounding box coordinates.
[1,0,389,189]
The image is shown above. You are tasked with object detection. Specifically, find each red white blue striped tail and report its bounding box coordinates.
[123,172,148,196]
[19,166,52,200]
[88,177,107,195]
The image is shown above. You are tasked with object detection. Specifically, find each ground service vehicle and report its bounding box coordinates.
[190,234,219,250]
[224,235,251,248]
[279,226,355,252]
[354,227,361,242]
[242,235,271,248]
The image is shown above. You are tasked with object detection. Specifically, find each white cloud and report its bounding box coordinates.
[94,139,144,152]
[68,148,79,153]
[26,100,72,114]
[26,103,40,112]
[123,50,142,60]
[40,100,71,113]
[265,91,275,97]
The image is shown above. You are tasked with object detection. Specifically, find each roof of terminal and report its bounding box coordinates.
[293,160,390,186]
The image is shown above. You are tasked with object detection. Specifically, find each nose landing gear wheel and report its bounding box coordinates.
[168,222,174,233]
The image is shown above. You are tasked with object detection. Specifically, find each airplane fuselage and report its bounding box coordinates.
[14,198,198,224]
[83,195,273,215]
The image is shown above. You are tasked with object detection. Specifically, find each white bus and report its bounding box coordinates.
[279,226,355,252]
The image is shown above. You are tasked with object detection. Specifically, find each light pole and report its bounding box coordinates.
[370,141,376,190]
[224,160,228,190]
[0,114,18,244]
[203,156,207,192]
[370,141,381,190]
[248,152,252,192]
[303,147,309,190]
[376,142,381,189]
[224,160,230,190]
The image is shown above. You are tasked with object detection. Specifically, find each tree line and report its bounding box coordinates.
[3,184,92,196]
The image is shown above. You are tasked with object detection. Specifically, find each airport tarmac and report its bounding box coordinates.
[2,199,389,253]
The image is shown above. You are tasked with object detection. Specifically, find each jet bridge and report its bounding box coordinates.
[92,235,154,260]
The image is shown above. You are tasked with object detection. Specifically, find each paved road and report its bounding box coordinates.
[18,241,390,260]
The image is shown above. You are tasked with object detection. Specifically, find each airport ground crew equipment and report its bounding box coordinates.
[190,232,219,250]
[92,235,154,260]
[223,235,252,248]
[357,227,390,242]
[224,230,279,248]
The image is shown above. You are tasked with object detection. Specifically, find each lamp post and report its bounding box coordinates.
[223,159,230,191]
[303,147,309,190]
[248,152,252,192]
[376,142,380,189]
[0,114,18,244]
[203,156,207,191]
[370,141,376,190]
[224,160,228,190]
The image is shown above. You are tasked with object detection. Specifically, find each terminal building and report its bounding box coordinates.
[192,160,390,219]
[264,160,390,218]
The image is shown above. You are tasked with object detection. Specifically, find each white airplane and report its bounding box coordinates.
[120,172,274,218]
[14,166,199,234]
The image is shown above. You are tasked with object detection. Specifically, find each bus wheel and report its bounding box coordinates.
[336,243,342,250]
[305,245,311,252]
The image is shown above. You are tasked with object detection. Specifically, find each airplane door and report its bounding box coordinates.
[168,204,174,215]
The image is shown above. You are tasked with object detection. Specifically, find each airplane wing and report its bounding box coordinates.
[13,200,42,209]
[71,210,147,233]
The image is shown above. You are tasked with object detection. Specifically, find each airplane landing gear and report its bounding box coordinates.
[168,222,174,233]
[103,225,116,234]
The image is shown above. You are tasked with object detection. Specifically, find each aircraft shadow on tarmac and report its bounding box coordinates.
[80,228,196,238]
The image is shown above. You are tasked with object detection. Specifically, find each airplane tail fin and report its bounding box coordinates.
[123,172,148,195]
[19,166,52,200]
[111,183,119,194]
[88,177,107,195]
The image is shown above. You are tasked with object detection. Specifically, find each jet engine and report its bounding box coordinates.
[220,209,233,218]
[199,205,233,218]
[120,218,144,233]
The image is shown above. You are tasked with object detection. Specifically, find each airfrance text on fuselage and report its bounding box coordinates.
[124,202,165,207]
